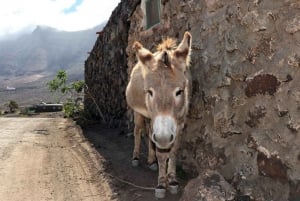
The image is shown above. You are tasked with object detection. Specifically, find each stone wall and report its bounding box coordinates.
[126,0,300,200]
[84,0,139,127]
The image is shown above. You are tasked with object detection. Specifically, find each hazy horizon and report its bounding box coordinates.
[0,0,120,40]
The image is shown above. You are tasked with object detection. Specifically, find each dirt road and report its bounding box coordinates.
[0,117,185,201]
[0,117,114,201]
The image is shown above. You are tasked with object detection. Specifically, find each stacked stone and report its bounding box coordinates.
[84,0,139,127]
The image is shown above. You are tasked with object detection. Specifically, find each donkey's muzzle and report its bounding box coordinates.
[152,115,177,149]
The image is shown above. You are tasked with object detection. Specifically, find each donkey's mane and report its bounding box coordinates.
[156,38,177,51]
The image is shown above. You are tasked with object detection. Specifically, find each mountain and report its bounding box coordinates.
[0,23,105,85]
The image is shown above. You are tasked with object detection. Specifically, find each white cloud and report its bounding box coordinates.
[0,0,121,38]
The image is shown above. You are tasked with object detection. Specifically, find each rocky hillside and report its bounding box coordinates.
[0,24,105,106]
[0,24,105,82]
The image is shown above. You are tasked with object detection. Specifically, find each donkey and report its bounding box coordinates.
[126,32,192,198]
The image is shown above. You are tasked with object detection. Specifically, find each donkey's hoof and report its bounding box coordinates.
[131,158,139,167]
[149,162,158,171]
[168,184,178,194]
[155,187,166,199]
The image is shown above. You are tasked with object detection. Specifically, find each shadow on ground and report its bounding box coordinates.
[83,123,188,201]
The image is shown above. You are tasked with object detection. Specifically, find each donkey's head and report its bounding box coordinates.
[133,32,192,149]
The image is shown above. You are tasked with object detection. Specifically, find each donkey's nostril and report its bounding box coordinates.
[153,134,157,142]
[170,134,174,142]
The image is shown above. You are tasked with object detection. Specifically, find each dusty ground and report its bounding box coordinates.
[0,117,186,201]
[83,124,187,201]
[0,117,114,201]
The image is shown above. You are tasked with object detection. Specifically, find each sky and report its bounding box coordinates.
[0,0,121,39]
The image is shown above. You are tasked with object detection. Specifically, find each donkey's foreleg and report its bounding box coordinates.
[167,125,182,194]
[167,139,180,185]
[148,139,157,171]
[145,121,157,170]
[155,151,168,198]
[167,148,179,194]
[132,112,145,167]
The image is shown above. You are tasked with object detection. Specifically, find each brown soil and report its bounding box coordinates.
[83,124,187,201]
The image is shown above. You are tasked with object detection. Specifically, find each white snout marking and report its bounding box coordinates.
[152,115,177,149]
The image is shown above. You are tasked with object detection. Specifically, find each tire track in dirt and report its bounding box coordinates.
[0,117,115,201]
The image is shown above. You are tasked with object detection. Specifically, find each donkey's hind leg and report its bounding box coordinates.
[132,112,145,167]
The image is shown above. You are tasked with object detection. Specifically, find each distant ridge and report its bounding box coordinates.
[0,22,106,84]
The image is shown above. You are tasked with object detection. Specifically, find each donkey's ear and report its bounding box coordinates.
[133,41,154,65]
[174,32,192,69]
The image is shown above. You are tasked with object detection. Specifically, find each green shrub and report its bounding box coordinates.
[47,70,84,118]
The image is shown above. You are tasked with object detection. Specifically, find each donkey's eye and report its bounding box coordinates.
[147,89,153,97]
[175,89,184,96]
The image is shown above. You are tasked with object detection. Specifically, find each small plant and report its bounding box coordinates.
[6,100,18,113]
[47,70,105,126]
[47,70,85,118]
